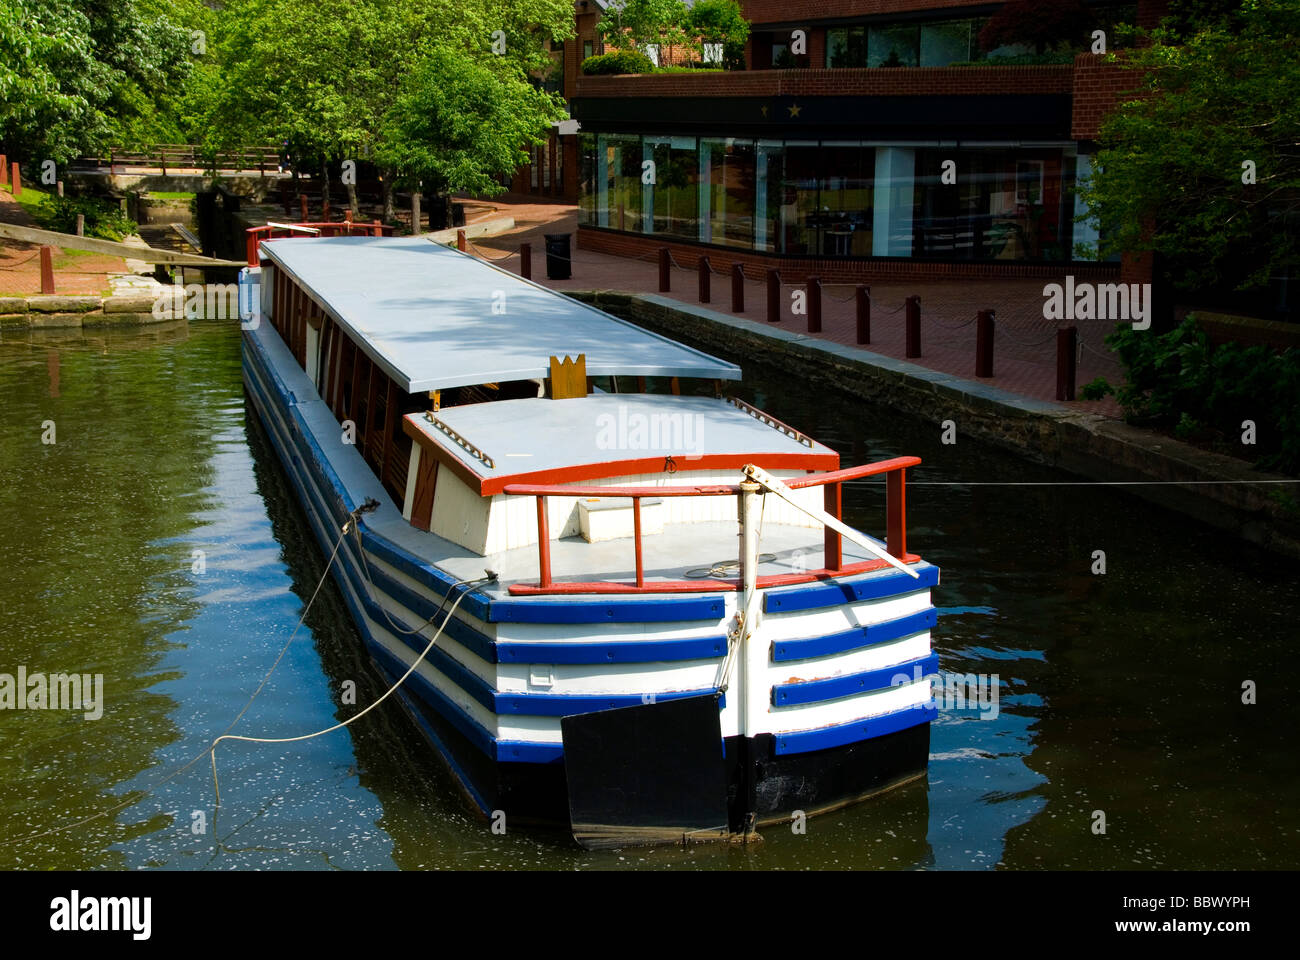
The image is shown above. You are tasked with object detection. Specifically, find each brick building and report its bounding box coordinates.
[562,0,1169,285]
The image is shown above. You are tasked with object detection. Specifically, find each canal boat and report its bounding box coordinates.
[238,232,940,847]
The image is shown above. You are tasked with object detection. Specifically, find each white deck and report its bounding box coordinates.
[411,394,834,482]
[258,235,741,393]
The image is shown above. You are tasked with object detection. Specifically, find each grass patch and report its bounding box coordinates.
[143,191,196,200]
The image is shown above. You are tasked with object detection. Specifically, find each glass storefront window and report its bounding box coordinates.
[577,136,1071,263]
[819,143,873,256]
[702,138,756,249]
[578,134,596,226]
[912,147,1070,261]
[596,134,643,232]
[869,25,919,67]
[646,136,700,240]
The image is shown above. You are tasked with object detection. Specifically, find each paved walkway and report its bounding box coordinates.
[0,188,129,297]
[465,193,1124,417]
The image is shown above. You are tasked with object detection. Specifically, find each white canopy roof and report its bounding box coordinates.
[260,235,741,393]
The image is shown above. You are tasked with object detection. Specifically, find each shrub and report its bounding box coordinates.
[1088,315,1300,475]
[581,51,656,75]
[40,195,138,242]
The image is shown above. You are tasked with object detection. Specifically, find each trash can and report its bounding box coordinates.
[545,233,571,280]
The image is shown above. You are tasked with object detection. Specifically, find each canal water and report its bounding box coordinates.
[1,321,1295,871]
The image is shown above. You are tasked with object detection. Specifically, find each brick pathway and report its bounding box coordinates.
[0,188,128,296]
[465,193,1124,417]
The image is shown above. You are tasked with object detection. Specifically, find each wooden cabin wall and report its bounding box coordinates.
[269,269,419,510]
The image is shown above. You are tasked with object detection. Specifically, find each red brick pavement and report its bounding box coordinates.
[463,193,1124,417]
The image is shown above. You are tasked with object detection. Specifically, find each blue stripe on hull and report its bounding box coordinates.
[772,654,939,706]
[771,607,938,662]
[774,704,936,755]
[764,565,940,614]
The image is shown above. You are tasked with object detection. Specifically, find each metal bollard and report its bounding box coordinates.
[905,295,921,358]
[698,256,710,304]
[975,309,995,378]
[1057,326,1078,401]
[807,277,822,333]
[731,263,745,314]
[856,285,870,344]
[520,243,532,280]
[658,247,670,292]
[767,269,780,323]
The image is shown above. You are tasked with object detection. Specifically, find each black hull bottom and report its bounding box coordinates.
[379,659,930,842]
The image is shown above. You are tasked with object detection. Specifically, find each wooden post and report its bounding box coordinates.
[411,192,421,235]
[322,187,330,222]
[823,483,842,572]
[536,496,552,588]
[766,269,780,323]
[975,309,995,378]
[658,247,670,292]
[856,285,870,344]
[457,228,466,252]
[281,184,291,216]
[1057,326,1078,401]
[905,295,921,358]
[371,219,381,237]
[731,263,744,313]
[698,255,710,303]
[0,154,7,186]
[886,468,907,559]
[11,163,20,197]
[807,276,821,333]
[300,193,309,221]
[520,242,532,280]
[75,214,84,237]
[39,245,55,294]
[633,497,644,588]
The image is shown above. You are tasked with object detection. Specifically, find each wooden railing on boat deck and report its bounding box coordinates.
[502,457,920,596]
[246,219,397,266]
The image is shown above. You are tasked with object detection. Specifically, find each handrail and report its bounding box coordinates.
[246,220,397,265]
[503,457,919,595]
[500,457,920,499]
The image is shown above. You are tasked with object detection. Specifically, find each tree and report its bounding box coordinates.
[978,0,1092,56]
[377,47,565,199]
[1077,0,1300,293]
[598,0,689,64]
[204,0,572,217]
[0,0,191,163]
[684,0,749,69]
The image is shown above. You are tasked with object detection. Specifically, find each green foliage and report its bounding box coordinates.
[0,0,193,162]
[1079,376,1115,400]
[40,194,138,240]
[376,47,565,197]
[1090,315,1300,474]
[684,0,749,68]
[598,0,689,55]
[1162,0,1246,38]
[581,50,656,75]
[202,0,572,197]
[978,0,1093,55]
[1078,0,1300,293]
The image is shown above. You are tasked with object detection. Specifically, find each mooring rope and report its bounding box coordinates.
[209,567,493,807]
[0,502,363,847]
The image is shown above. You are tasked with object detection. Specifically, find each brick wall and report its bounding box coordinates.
[577,226,1119,285]
[1070,53,1144,141]
[576,63,1073,98]
[740,0,992,26]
